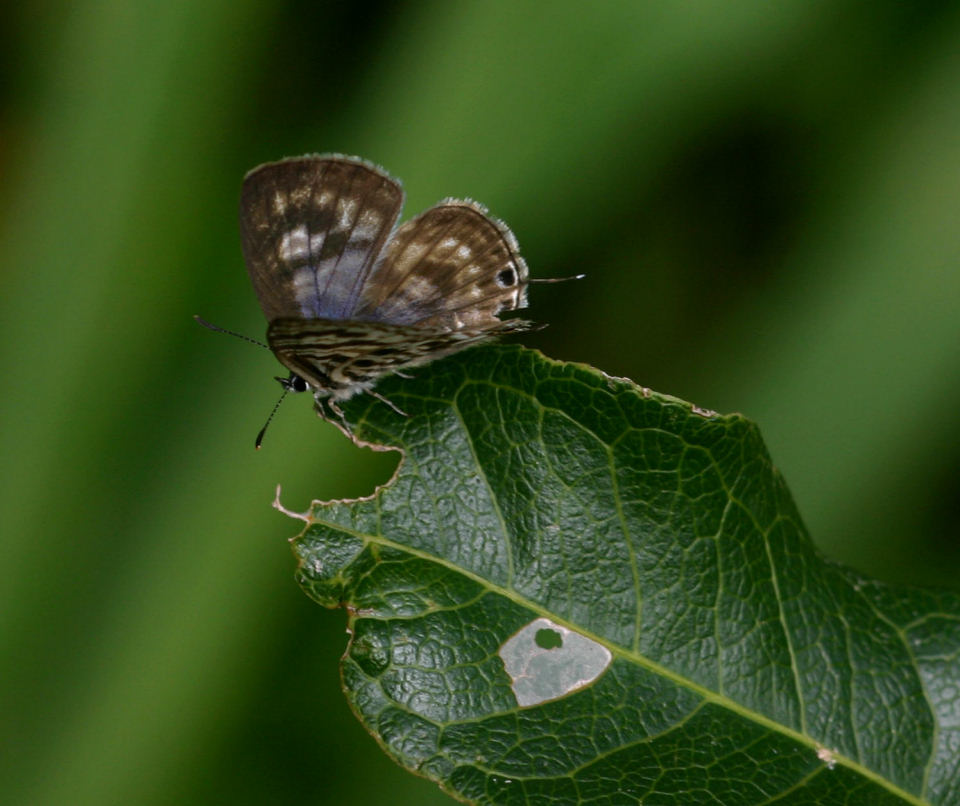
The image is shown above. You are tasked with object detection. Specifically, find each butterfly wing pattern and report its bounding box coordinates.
[240,154,535,417]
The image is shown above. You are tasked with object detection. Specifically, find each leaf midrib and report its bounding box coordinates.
[308,512,923,805]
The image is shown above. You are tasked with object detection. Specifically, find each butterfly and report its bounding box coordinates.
[221,154,573,445]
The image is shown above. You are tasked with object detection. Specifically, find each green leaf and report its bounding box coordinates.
[289,345,960,806]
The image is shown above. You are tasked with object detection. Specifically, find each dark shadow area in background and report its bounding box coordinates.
[240,0,400,156]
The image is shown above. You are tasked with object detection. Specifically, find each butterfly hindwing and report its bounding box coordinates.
[354,200,530,329]
[267,316,532,400]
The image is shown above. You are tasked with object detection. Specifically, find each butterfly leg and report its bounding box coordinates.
[325,397,351,428]
[368,389,408,417]
[392,369,414,379]
[315,396,367,444]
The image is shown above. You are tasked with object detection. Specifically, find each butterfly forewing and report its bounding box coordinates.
[354,200,529,330]
[240,157,403,321]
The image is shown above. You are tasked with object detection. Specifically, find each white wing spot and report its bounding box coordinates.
[456,245,472,259]
[272,192,287,215]
[355,210,382,241]
[288,187,311,206]
[402,243,427,263]
[404,276,436,297]
[336,198,358,229]
[440,237,458,250]
[309,233,326,254]
[279,225,309,261]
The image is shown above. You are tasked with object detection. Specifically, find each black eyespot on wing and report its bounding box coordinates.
[497,268,516,287]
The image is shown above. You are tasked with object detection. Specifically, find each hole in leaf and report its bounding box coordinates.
[535,628,563,649]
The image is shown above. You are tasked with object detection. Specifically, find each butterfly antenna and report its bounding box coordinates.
[528,273,586,284]
[255,386,292,450]
[193,315,269,350]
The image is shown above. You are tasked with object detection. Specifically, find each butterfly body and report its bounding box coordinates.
[240,155,536,413]
[266,316,531,402]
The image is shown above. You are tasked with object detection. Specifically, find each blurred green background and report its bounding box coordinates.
[2,2,958,804]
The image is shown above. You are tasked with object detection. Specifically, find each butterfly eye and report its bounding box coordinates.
[278,374,309,393]
[496,268,516,287]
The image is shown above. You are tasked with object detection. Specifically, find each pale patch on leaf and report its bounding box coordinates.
[498,617,612,707]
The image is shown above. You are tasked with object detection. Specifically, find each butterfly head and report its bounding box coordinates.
[276,372,309,394]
